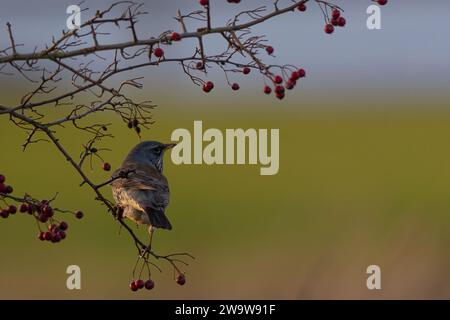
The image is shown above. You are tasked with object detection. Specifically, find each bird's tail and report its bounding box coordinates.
[146,208,172,230]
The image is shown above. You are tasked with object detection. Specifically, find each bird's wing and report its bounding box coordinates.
[111,162,169,212]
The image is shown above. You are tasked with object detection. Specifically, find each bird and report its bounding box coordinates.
[110,141,176,248]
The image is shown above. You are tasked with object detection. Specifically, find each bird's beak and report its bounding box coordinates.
[163,143,177,150]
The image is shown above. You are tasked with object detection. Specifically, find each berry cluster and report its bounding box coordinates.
[324,9,346,35]
[376,0,388,5]
[130,279,155,292]
[0,174,13,195]
[0,172,84,242]
[38,221,68,243]
[129,274,186,292]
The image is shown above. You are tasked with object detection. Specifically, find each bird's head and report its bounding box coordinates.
[124,141,176,172]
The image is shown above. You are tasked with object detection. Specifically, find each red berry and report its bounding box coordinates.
[377,0,387,5]
[324,24,334,34]
[44,232,52,241]
[144,279,155,290]
[171,32,181,41]
[202,81,214,93]
[75,211,84,219]
[227,0,240,3]
[337,17,346,27]
[42,205,53,217]
[0,183,6,193]
[129,281,138,292]
[102,163,111,171]
[38,232,46,241]
[196,62,204,70]
[273,75,283,84]
[231,83,240,91]
[48,224,57,232]
[276,92,285,100]
[332,9,341,20]
[27,206,35,215]
[59,221,69,231]
[0,209,9,219]
[135,279,145,289]
[199,0,209,6]
[4,185,13,194]
[298,68,306,78]
[242,67,251,75]
[263,86,272,95]
[58,230,67,240]
[8,205,17,214]
[285,80,296,90]
[38,213,49,223]
[0,174,5,184]
[19,203,28,213]
[297,4,306,12]
[331,18,339,26]
[275,85,285,95]
[290,71,300,81]
[154,47,164,58]
[176,274,186,286]
[51,233,61,243]
[266,46,274,55]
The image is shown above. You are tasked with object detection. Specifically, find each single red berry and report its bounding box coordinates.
[51,233,61,243]
[27,205,35,215]
[154,47,164,58]
[266,46,274,55]
[227,0,241,3]
[135,279,145,289]
[273,75,283,84]
[377,0,387,5]
[298,68,306,78]
[337,17,346,27]
[19,203,28,213]
[285,80,296,90]
[130,281,138,292]
[38,213,49,223]
[196,61,204,70]
[38,232,46,241]
[263,86,272,95]
[176,274,186,286]
[0,183,6,193]
[331,18,339,26]
[203,81,214,93]
[231,83,240,91]
[44,232,52,241]
[59,221,69,231]
[276,92,285,100]
[171,32,181,41]
[199,0,209,6]
[102,163,111,171]
[242,67,251,75]
[332,9,341,20]
[8,205,17,214]
[48,224,57,232]
[290,71,300,81]
[144,279,155,290]
[0,174,5,184]
[324,24,334,34]
[58,230,67,240]
[4,185,13,194]
[297,3,306,12]
[42,205,53,217]
[0,209,9,219]
[75,211,84,219]
[275,85,285,95]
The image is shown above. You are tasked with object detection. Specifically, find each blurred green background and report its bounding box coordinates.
[2,92,450,299]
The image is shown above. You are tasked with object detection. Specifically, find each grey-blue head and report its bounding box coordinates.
[124,141,176,172]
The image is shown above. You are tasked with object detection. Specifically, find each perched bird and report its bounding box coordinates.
[111,141,176,246]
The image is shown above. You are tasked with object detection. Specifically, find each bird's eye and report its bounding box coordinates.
[154,148,162,155]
